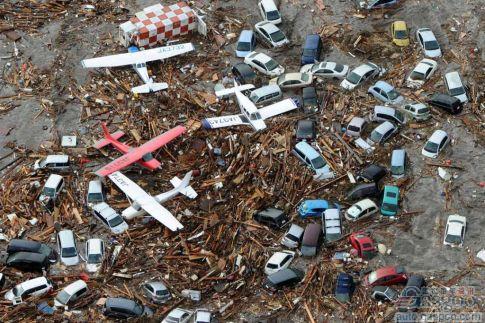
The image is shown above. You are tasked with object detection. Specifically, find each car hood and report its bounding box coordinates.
[61,255,79,266]
[4,289,15,301]
[112,222,129,234]
[340,79,356,90]
[236,50,251,58]
[425,48,442,58]
[394,38,409,46]
[86,263,101,273]
[346,206,360,219]
[300,64,313,73]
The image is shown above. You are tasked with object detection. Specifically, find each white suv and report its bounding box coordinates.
[443,214,466,247]
[5,277,53,305]
[444,71,468,103]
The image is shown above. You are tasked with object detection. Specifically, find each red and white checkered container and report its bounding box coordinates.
[119,2,197,48]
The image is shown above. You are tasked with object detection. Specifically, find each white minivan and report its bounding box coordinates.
[58,230,79,266]
[5,277,53,305]
[54,280,88,307]
[258,0,281,24]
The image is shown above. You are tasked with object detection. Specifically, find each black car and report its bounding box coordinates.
[253,208,288,229]
[7,239,57,263]
[346,183,380,200]
[302,87,319,113]
[232,63,257,85]
[396,275,426,312]
[103,297,153,319]
[357,164,387,183]
[296,119,316,141]
[371,286,399,302]
[335,273,355,303]
[6,252,50,272]
[264,268,304,290]
[427,93,463,114]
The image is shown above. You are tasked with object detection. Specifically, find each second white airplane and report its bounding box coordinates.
[81,43,194,94]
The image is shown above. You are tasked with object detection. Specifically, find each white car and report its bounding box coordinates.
[444,71,468,103]
[281,224,304,248]
[54,280,88,307]
[346,117,368,137]
[443,214,466,247]
[345,198,379,221]
[397,102,430,121]
[269,72,312,89]
[58,229,79,266]
[300,61,349,79]
[162,308,194,323]
[5,277,53,305]
[422,130,450,158]
[254,21,289,47]
[416,28,442,57]
[258,0,281,24]
[367,121,397,145]
[244,51,284,76]
[264,250,295,275]
[92,202,129,234]
[85,238,104,273]
[406,58,438,88]
[340,62,382,90]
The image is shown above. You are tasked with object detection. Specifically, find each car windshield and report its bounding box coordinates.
[13,285,24,296]
[387,89,400,100]
[303,49,316,57]
[39,244,52,257]
[301,73,310,82]
[55,290,71,305]
[132,302,144,315]
[370,130,383,143]
[267,10,280,20]
[88,253,102,264]
[311,64,322,73]
[286,233,299,242]
[382,202,398,212]
[88,193,103,202]
[270,30,286,42]
[353,205,363,212]
[237,41,251,51]
[368,272,378,284]
[267,263,278,269]
[108,216,124,228]
[425,40,440,50]
[42,187,56,197]
[265,59,279,71]
[62,247,77,258]
[311,156,326,169]
[391,165,405,175]
[449,86,465,96]
[334,64,344,72]
[395,30,408,39]
[304,97,317,105]
[410,71,426,81]
[424,141,439,153]
[156,289,169,296]
[345,72,361,85]
[395,110,405,122]
[417,107,429,114]
[445,234,462,244]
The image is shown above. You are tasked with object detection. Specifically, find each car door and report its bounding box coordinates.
[253,60,266,73]
[417,33,424,47]
[438,136,448,152]
[260,28,270,42]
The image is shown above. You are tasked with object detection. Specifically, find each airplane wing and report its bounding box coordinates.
[95,125,186,177]
[201,114,248,129]
[108,172,183,231]
[215,84,255,98]
[81,43,195,68]
[258,98,299,120]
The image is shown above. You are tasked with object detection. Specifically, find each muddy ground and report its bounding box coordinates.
[0,0,484,322]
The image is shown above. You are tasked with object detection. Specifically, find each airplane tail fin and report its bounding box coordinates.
[170,171,197,199]
[93,123,125,149]
[131,82,168,94]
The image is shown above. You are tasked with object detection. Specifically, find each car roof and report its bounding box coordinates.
[169,308,191,317]
[45,174,63,188]
[444,71,463,88]
[196,309,212,321]
[393,20,407,29]
[58,230,75,247]
[302,199,329,209]
[391,149,406,164]
[302,86,316,96]
[44,155,69,164]
[430,93,458,104]
[238,30,253,42]
[19,276,49,288]
[281,72,306,81]
[106,297,137,309]
[428,129,448,143]
[374,121,395,133]
[374,81,394,92]
[418,28,436,41]
[253,52,272,63]
[88,180,102,193]
[252,84,281,96]
[295,141,320,159]
[258,207,284,218]
[352,63,376,76]
[268,251,293,264]
[260,0,278,10]
[374,105,396,115]
[8,239,42,251]
[415,60,434,73]
[267,268,301,283]
[349,117,366,128]
[146,281,167,291]
[93,202,118,220]
[258,21,279,33]
[303,223,321,244]
[384,185,399,196]
[375,265,404,277]
[304,34,321,48]
[87,238,103,254]
[8,251,47,262]
[356,198,377,210]
[62,280,87,294]
[288,224,304,235]
[233,62,255,75]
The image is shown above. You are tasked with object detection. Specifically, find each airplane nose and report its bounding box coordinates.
[201,119,212,129]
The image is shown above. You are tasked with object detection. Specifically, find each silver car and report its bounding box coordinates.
[142,281,171,304]
[92,202,129,234]
[281,224,304,248]
[254,21,289,47]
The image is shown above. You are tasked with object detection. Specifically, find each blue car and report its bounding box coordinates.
[297,199,340,218]
[335,273,355,303]
[236,30,256,58]
[301,34,322,65]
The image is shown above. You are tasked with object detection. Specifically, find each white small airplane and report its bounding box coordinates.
[81,43,194,94]
[202,83,298,131]
[108,171,197,231]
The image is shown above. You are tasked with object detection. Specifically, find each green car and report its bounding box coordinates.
[381,185,399,216]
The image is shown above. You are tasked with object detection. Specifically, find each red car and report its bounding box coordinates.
[349,231,376,260]
[363,266,408,287]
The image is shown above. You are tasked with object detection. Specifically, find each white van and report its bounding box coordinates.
[57,230,79,266]
[86,238,104,273]
[249,85,282,105]
[34,155,70,171]
[5,277,53,305]
[444,71,468,103]
[86,180,105,205]
[258,0,282,24]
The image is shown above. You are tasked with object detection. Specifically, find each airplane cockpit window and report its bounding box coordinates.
[250,112,262,121]
[142,153,154,162]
